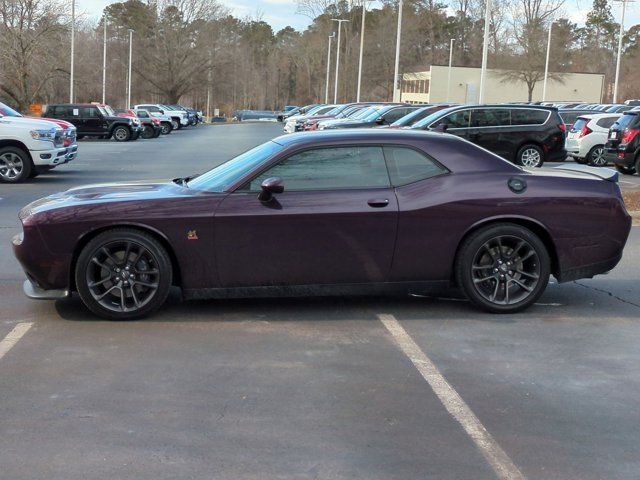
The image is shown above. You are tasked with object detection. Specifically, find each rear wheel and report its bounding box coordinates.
[141,125,155,139]
[615,164,636,175]
[160,122,172,134]
[516,144,544,168]
[455,223,551,313]
[75,229,173,320]
[587,145,607,166]
[112,126,131,142]
[0,147,32,183]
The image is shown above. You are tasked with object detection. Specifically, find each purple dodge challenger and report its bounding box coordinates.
[13,130,632,319]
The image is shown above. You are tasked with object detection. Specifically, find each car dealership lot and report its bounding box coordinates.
[1,124,639,480]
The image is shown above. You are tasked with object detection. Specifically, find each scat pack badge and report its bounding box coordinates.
[187,230,199,240]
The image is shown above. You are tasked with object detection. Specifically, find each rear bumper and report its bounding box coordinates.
[556,253,624,283]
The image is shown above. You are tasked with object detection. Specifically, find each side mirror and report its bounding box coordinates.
[433,123,449,133]
[258,177,284,203]
[159,110,165,114]
[376,116,385,125]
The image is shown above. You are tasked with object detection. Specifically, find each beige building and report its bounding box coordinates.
[398,65,605,104]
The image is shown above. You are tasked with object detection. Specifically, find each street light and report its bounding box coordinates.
[613,0,630,103]
[356,1,369,102]
[102,19,107,104]
[127,29,134,109]
[332,19,349,104]
[70,0,75,103]
[392,0,403,102]
[478,0,491,103]
[325,32,335,104]
[542,20,555,102]
[447,39,454,102]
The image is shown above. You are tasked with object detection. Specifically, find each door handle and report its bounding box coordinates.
[367,199,389,208]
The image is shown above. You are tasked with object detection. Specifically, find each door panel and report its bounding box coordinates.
[214,190,399,287]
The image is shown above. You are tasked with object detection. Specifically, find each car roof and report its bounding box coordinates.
[579,113,621,120]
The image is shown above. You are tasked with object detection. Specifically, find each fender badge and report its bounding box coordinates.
[187,230,199,240]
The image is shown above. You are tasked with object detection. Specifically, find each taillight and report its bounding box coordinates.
[579,125,592,138]
[558,123,566,132]
[621,128,640,144]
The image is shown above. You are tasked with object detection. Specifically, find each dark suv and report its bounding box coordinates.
[43,104,142,141]
[409,105,567,167]
[605,111,640,175]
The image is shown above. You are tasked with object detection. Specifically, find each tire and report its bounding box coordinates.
[153,127,161,138]
[516,144,544,168]
[0,147,33,183]
[455,223,551,313]
[587,145,607,166]
[574,157,588,165]
[141,125,155,139]
[171,119,181,130]
[75,228,173,320]
[112,126,131,142]
[160,122,172,135]
[615,164,636,175]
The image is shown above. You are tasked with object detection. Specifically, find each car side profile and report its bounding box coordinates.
[44,103,142,141]
[13,130,631,320]
[605,111,640,175]
[410,105,567,167]
[565,113,620,166]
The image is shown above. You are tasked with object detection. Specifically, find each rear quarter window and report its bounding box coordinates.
[511,109,549,126]
[571,118,588,132]
[383,146,447,186]
[596,117,617,129]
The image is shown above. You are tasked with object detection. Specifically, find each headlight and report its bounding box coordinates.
[30,128,56,141]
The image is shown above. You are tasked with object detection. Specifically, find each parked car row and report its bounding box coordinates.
[285,102,567,168]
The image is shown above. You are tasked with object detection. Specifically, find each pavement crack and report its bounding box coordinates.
[573,281,640,309]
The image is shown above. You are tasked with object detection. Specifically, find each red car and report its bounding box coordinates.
[13,130,631,320]
[114,108,161,139]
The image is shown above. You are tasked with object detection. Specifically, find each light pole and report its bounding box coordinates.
[392,0,403,102]
[70,0,75,103]
[542,20,554,102]
[447,38,454,102]
[102,19,107,104]
[478,0,491,103]
[325,32,335,104]
[127,29,134,109]
[613,0,629,103]
[332,19,349,104]
[356,1,369,102]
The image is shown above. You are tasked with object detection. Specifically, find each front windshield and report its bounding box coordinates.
[322,106,342,116]
[392,107,432,126]
[0,102,22,117]
[362,106,387,121]
[410,106,459,129]
[352,107,379,119]
[306,105,327,115]
[187,141,284,192]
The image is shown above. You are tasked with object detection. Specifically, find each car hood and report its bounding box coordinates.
[19,181,202,218]
[0,116,62,130]
[32,116,74,129]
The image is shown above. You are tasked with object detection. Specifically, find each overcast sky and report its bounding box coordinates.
[79,0,640,32]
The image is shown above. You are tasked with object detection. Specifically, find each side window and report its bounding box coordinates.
[81,107,100,118]
[52,106,69,116]
[472,109,511,127]
[383,146,447,186]
[383,108,411,124]
[511,109,549,125]
[596,117,617,129]
[244,146,390,191]
[435,109,470,129]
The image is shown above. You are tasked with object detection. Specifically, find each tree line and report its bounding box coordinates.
[0,0,638,114]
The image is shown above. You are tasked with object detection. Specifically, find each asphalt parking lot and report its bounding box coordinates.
[1,123,639,480]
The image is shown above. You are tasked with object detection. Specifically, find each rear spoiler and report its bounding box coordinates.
[552,164,619,182]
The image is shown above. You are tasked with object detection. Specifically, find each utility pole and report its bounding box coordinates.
[70,0,75,103]
[332,19,349,104]
[127,29,134,109]
[392,0,403,102]
[478,0,491,103]
[447,39,454,102]
[613,0,629,103]
[102,19,107,104]
[356,1,368,102]
[542,20,554,102]
[325,32,335,104]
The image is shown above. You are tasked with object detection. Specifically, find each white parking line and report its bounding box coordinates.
[0,323,33,361]
[378,314,526,480]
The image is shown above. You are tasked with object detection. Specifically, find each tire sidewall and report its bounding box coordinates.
[455,223,551,313]
[587,145,606,166]
[113,126,131,142]
[75,229,173,320]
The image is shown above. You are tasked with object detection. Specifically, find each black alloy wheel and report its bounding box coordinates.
[75,229,172,320]
[587,146,607,166]
[456,223,550,313]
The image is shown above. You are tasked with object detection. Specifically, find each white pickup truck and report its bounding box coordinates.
[134,104,189,130]
[0,113,70,183]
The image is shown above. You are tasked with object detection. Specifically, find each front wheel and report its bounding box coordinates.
[160,122,172,134]
[141,125,155,139]
[0,147,33,183]
[455,223,551,313]
[112,126,131,142]
[75,229,173,320]
[516,144,544,168]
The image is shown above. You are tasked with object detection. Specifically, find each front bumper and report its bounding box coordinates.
[23,279,69,300]
[32,146,70,167]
